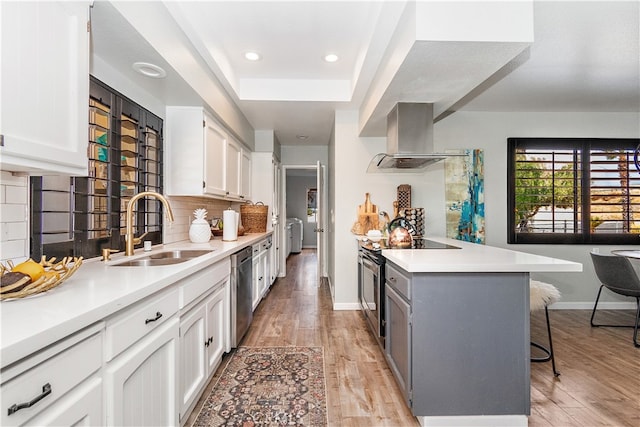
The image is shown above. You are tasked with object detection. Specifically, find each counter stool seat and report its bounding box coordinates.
[530,280,561,377]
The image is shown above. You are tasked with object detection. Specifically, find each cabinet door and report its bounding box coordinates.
[179,304,207,420]
[251,255,263,311]
[26,377,102,427]
[385,284,412,406]
[0,1,89,175]
[204,113,227,196]
[206,286,227,374]
[241,148,252,200]
[105,317,179,426]
[225,138,241,198]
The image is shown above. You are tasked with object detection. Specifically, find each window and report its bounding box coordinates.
[30,77,164,260]
[508,138,640,244]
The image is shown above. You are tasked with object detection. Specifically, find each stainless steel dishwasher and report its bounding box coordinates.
[230,246,253,347]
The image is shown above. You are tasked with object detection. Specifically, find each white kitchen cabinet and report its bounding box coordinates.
[241,147,252,201]
[178,303,207,422]
[252,152,281,282]
[166,107,226,198]
[178,261,230,424]
[251,238,271,310]
[179,281,228,423]
[166,106,251,201]
[104,288,180,426]
[0,1,90,175]
[225,137,241,198]
[25,377,102,427]
[104,316,179,426]
[1,326,103,427]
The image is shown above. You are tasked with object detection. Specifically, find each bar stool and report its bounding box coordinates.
[530,280,561,377]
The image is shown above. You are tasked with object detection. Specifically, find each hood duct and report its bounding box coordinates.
[367,103,465,173]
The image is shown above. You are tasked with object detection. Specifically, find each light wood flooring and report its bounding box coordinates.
[188,249,639,426]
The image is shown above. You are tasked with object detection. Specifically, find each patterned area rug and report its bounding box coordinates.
[193,346,327,426]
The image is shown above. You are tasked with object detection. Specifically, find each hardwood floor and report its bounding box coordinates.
[188,249,639,426]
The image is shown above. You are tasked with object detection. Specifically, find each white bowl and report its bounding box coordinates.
[367,230,383,242]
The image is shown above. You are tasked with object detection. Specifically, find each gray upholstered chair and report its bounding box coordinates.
[530,280,561,376]
[589,252,640,348]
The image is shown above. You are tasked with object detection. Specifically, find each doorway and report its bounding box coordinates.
[281,163,327,285]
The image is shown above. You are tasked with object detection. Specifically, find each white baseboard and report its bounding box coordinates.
[418,415,527,427]
[333,302,361,310]
[550,301,636,310]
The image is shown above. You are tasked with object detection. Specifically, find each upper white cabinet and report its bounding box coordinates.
[166,107,251,201]
[241,148,252,201]
[0,1,90,175]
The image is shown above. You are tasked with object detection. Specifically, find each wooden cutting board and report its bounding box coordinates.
[352,193,379,234]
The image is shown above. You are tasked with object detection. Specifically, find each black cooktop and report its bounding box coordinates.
[361,238,461,252]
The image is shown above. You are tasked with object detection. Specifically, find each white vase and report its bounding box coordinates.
[189,219,211,243]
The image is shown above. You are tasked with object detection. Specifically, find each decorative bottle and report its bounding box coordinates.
[189,208,212,243]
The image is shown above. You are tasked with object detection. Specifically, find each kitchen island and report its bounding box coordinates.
[381,237,582,427]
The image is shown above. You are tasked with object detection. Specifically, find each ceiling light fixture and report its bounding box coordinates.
[132,62,166,79]
[296,135,309,141]
[324,53,339,63]
[244,51,261,61]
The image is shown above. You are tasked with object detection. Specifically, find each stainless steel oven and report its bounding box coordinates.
[359,245,385,349]
[358,238,460,349]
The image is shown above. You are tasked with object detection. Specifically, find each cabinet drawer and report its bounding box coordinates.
[179,258,230,309]
[105,288,179,361]
[386,263,410,301]
[1,332,102,427]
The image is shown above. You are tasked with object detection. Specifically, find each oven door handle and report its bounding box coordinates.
[362,257,379,271]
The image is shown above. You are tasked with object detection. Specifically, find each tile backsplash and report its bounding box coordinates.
[0,171,29,264]
[163,196,239,244]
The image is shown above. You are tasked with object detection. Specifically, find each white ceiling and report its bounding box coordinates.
[91,1,639,147]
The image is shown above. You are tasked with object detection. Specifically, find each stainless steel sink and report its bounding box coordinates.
[146,250,213,260]
[111,249,213,267]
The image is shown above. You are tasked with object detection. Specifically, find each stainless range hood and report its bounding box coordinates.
[367,103,465,173]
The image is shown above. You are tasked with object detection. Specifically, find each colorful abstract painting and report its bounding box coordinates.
[445,149,485,244]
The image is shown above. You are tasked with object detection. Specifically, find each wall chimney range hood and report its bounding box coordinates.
[367,103,465,173]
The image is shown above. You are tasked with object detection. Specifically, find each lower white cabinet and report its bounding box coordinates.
[179,280,229,423]
[26,377,102,427]
[104,317,179,426]
[252,241,266,310]
[1,327,103,427]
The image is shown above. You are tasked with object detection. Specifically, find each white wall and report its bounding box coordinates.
[437,111,640,308]
[280,145,328,166]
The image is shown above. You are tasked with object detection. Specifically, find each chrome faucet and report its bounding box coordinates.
[125,191,175,256]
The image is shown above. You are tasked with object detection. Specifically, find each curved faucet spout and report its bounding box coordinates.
[125,191,175,256]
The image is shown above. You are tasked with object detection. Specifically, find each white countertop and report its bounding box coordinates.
[382,237,583,273]
[0,233,270,368]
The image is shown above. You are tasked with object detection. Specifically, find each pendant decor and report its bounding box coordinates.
[445,149,485,244]
[189,208,212,243]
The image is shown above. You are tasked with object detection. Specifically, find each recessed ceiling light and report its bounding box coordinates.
[296,135,309,141]
[324,53,339,63]
[132,62,166,78]
[244,51,261,61]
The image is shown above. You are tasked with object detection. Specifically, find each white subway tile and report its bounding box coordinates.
[0,239,27,263]
[0,204,27,223]
[0,221,28,242]
[5,185,28,204]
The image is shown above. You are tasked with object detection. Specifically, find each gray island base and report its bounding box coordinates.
[381,238,582,427]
